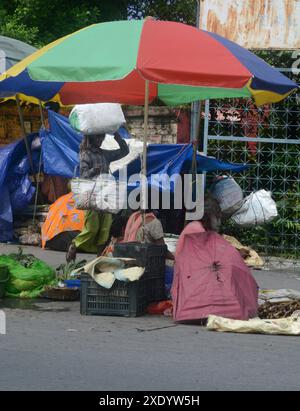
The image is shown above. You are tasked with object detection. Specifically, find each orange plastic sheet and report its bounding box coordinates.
[41,192,84,248]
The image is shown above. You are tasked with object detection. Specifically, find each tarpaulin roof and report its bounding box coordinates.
[0,36,37,74]
[41,110,248,184]
[0,110,247,242]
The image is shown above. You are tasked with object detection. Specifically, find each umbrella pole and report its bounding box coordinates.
[15,94,37,184]
[32,100,45,224]
[191,0,202,176]
[192,100,202,175]
[141,80,150,241]
[38,100,46,128]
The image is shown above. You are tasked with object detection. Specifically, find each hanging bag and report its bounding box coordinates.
[71,174,127,214]
[231,190,278,226]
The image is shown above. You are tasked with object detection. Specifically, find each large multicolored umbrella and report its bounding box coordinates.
[1,19,297,230]
[0,18,297,106]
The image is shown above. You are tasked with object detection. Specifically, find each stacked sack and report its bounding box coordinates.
[210,176,278,226]
[70,103,128,214]
[69,103,126,135]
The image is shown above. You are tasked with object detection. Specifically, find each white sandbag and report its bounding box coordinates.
[207,313,300,336]
[71,176,128,214]
[69,103,126,135]
[210,176,243,216]
[231,190,278,226]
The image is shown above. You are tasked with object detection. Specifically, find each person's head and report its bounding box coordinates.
[89,134,106,148]
[80,134,106,153]
[201,195,222,232]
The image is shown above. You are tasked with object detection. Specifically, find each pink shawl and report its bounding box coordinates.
[124,211,156,242]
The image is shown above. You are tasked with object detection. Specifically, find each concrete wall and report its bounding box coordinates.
[0,104,191,147]
[124,106,190,144]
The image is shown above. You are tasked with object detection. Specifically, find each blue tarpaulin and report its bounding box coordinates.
[0,136,38,241]
[40,111,132,178]
[0,110,247,242]
[41,110,247,182]
[41,111,82,178]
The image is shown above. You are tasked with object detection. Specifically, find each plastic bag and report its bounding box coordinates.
[259,289,300,303]
[147,300,173,315]
[71,176,128,214]
[0,255,55,298]
[231,190,278,226]
[210,176,243,216]
[9,175,35,213]
[207,313,300,336]
[69,103,126,135]
[165,264,174,298]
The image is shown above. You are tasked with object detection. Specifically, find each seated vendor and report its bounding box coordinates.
[102,215,128,257]
[124,210,175,260]
[177,195,251,261]
[176,195,222,257]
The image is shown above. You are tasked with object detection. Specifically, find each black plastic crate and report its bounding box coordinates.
[80,273,149,317]
[113,242,167,303]
[114,242,166,271]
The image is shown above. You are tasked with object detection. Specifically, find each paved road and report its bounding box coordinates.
[0,244,299,391]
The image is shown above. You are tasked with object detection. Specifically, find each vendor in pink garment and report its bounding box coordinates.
[171,195,259,322]
[124,210,175,260]
[175,196,222,257]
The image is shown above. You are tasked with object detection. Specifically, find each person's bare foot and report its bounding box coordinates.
[66,243,77,262]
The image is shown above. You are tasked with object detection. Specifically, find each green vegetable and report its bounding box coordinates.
[0,250,55,299]
[56,260,87,281]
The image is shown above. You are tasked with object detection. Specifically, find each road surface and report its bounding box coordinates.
[0,244,299,391]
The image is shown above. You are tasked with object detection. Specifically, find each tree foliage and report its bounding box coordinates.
[0,0,129,47]
[128,0,197,25]
[0,0,198,47]
[0,0,294,69]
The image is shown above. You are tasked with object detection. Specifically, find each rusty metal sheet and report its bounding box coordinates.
[199,0,300,49]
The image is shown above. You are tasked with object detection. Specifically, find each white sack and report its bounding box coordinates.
[69,103,126,135]
[231,190,278,226]
[71,176,128,214]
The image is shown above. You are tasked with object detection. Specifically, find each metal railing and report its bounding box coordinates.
[203,69,300,270]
